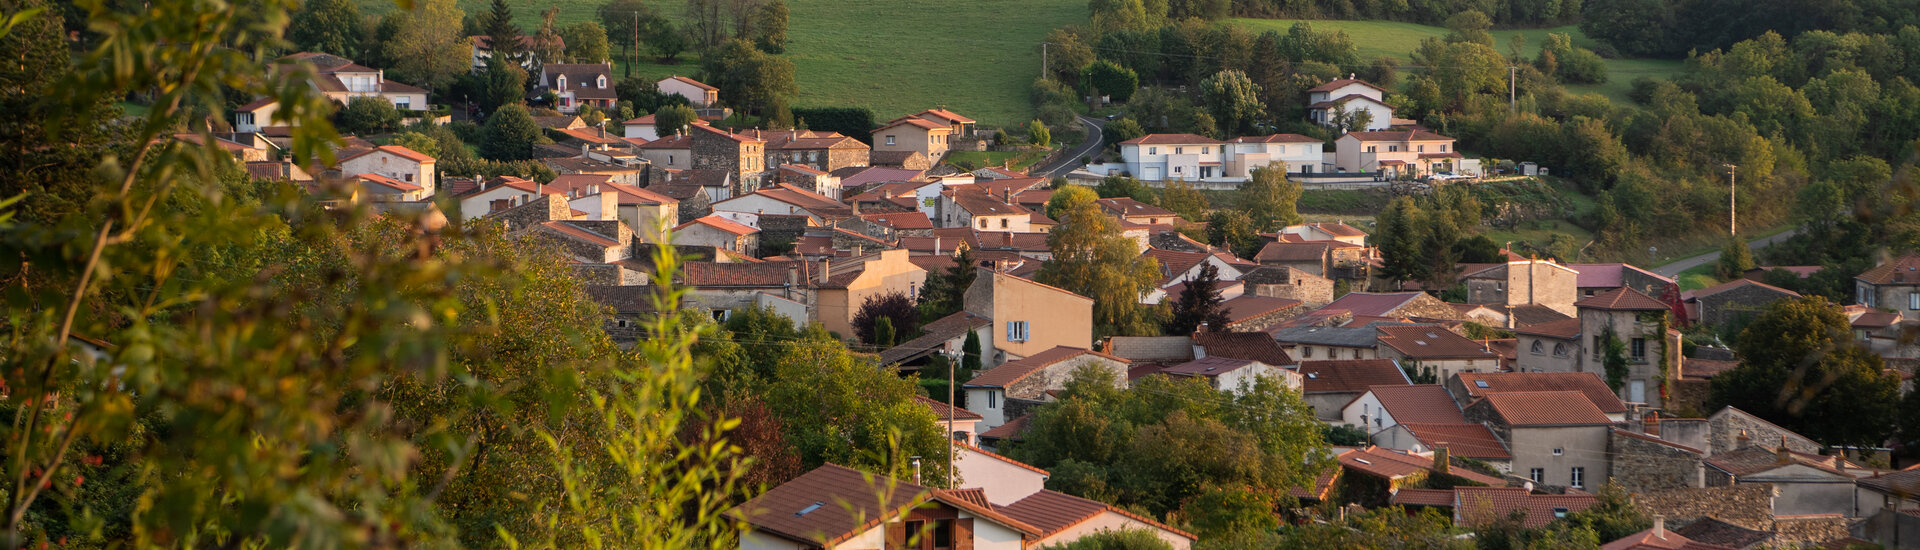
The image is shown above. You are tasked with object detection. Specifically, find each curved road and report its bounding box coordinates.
[1034,116,1105,179]
[1652,228,1802,278]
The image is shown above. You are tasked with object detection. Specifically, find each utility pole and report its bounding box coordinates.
[629,11,638,78]
[1508,66,1517,111]
[1041,42,1049,79]
[1725,164,1738,235]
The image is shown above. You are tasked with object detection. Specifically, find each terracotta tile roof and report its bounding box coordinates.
[1366,385,1467,424]
[1682,278,1800,301]
[1322,292,1424,317]
[538,221,620,247]
[349,172,420,192]
[1117,133,1224,145]
[723,464,927,546]
[1680,358,1739,379]
[681,262,796,287]
[1705,446,1853,478]
[1254,241,1331,263]
[1455,372,1628,414]
[1230,133,1322,144]
[998,489,1195,541]
[675,215,759,236]
[1309,93,1392,109]
[875,117,948,132]
[1376,326,1501,360]
[1567,263,1676,288]
[237,96,278,111]
[916,108,975,124]
[940,487,992,509]
[635,134,693,149]
[1144,249,1209,283]
[915,394,983,422]
[878,311,988,365]
[662,75,717,91]
[1481,391,1615,426]
[603,181,677,206]
[1455,486,1598,529]
[1161,356,1259,377]
[1855,464,1920,495]
[1338,446,1505,485]
[1399,423,1512,460]
[1095,197,1176,218]
[979,413,1031,441]
[965,347,1122,389]
[1192,332,1294,366]
[1857,254,1920,285]
[1391,488,1458,507]
[947,188,1029,217]
[1854,311,1901,329]
[1610,428,1703,455]
[1603,526,1738,549]
[1575,287,1671,311]
[1219,295,1303,327]
[867,151,928,168]
[975,177,1046,200]
[1504,305,1573,328]
[1308,78,1389,93]
[860,211,933,230]
[1298,359,1409,393]
[1343,129,1454,142]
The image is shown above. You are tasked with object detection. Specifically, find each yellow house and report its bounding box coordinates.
[872,116,953,162]
[1333,129,1461,177]
[813,249,929,339]
[962,271,1094,362]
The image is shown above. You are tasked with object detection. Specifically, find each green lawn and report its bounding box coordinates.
[358,0,1083,127]
[1677,263,1720,291]
[1228,19,1683,105]
[946,149,1047,171]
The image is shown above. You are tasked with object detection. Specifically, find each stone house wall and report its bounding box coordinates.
[1609,430,1704,492]
[1772,516,1853,547]
[1391,293,1470,320]
[1634,484,1778,530]
[1708,410,1821,456]
[757,214,812,249]
[1225,303,1309,332]
[826,146,869,172]
[1251,277,1336,307]
[491,193,569,231]
[573,264,625,286]
[1003,357,1127,401]
[1696,285,1797,329]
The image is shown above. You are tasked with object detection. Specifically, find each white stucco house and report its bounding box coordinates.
[1306,77,1394,132]
[1116,133,1325,184]
[339,145,436,196]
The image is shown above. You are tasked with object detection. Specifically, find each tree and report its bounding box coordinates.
[752,0,787,53]
[336,96,403,135]
[918,247,977,319]
[378,0,471,91]
[653,104,698,136]
[1708,297,1901,448]
[1443,10,1494,46]
[1375,196,1431,284]
[1180,485,1278,540]
[1047,183,1099,220]
[1207,210,1260,259]
[1095,175,1154,202]
[644,16,688,62]
[288,0,362,57]
[1087,59,1139,103]
[1165,262,1231,335]
[1104,116,1145,149]
[1241,164,1302,231]
[873,317,897,347]
[1200,69,1262,135]
[1038,193,1162,336]
[1716,237,1755,280]
[482,103,542,160]
[388,131,441,158]
[1027,118,1052,148]
[961,330,982,371]
[701,39,794,115]
[482,55,528,114]
[1156,179,1207,222]
[1046,529,1174,550]
[760,340,953,485]
[482,0,525,66]
[1600,327,1630,391]
[598,0,652,73]
[561,21,612,63]
[852,292,920,346]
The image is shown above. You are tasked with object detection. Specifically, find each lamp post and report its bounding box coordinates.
[944,347,962,488]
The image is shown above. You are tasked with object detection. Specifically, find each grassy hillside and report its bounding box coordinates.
[1229,19,1683,104]
[354,0,1081,127]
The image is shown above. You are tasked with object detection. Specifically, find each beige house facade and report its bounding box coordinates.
[1332,129,1460,177]
[813,250,929,339]
[962,271,1093,362]
[873,117,953,162]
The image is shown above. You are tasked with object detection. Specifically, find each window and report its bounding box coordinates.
[886,135,897,146]
[1175,147,1184,154]
[403,174,414,182]
[1552,448,1564,456]
[1417,145,1426,152]
[1388,145,1400,152]
[394,97,410,110]
[1148,147,1157,154]
[597,76,606,88]
[931,519,953,548]
[668,155,675,165]
[1201,147,1209,154]
[1000,219,1008,229]
[1302,346,1313,358]
[1553,507,1570,518]
[556,75,566,89]
[1910,292,1918,310]
[1529,468,1544,483]
[1530,341,1545,355]
[1366,146,1377,153]
[988,391,998,409]
[1441,144,1449,152]
[1571,467,1586,488]
[1007,321,1029,342]
[1630,338,1647,358]
[1173,166,1182,174]
[978,219,987,229]
[1553,343,1569,357]
[903,520,923,545]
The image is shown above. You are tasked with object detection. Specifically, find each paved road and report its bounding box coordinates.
[1034,116,1105,179]
[1652,227,1803,277]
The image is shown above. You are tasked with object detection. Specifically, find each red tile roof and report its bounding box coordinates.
[875,117,949,132]
[1399,423,1513,460]
[916,108,975,124]
[953,440,1047,476]
[1366,385,1467,424]
[1308,78,1389,93]
[1480,391,1615,426]
[1682,358,1739,379]
[1254,241,1332,263]
[1705,446,1853,478]
[1603,526,1738,549]
[965,347,1124,389]
[1343,129,1454,142]
[663,75,717,91]
[1454,372,1628,414]
[1513,317,1582,339]
[1117,133,1223,145]
[1219,295,1304,326]
[1161,356,1259,377]
[1192,331,1295,366]
[1230,133,1322,144]
[998,490,1195,541]
[914,394,983,422]
[979,413,1031,441]
[354,172,421,192]
[1856,254,1920,285]
[1338,446,1505,485]
[1455,486,1598,529]
[1610,428,1704,455]
[860,211,934,230]
[681,262,795,287]
[1376,326,1501,360]
[722,464,924,547]
[1575,287,1671,311]
[1391,488,1458,507]
[1298,359,1410,394]
[675,215,759,236]
[1095,197,1177,218]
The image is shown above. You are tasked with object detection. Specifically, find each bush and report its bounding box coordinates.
[791,106,876,143]
[335,96,402,135]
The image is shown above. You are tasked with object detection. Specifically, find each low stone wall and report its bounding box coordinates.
[1635,484,1776,530]
[1609,429,1704,492]
[1772,515,1855,546]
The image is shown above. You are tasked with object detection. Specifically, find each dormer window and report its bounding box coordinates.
[556,75,566,89]
[597,76,606,88]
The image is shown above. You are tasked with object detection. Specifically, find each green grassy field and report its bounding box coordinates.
[1677,263,1720,291]
[1228,19,1683,104]
[356,0,1082,127]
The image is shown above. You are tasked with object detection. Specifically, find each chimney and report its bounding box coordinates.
[787,264,799,289]
[1432,445,1450,475]
[1653,515,1666,539]
[934,236,941,255]
[476,175,485,191]
[1777,438,1791,463]
[582,143,589,156]
[818,258,830,284]
[1737,429,1750,446]
[1645,411,1661,436]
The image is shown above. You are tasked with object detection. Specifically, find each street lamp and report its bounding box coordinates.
[943,347,963,488]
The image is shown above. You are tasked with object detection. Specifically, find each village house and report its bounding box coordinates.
[873,116,953,162]
[1510,317,1581,372]
[738,129,872,174]
[1342,384,1467,437]
[723,464,1041,550]
[1116,134,1324,183]
[1367,422,1514,470]
[544,174,677,237]
[1856,254,1920,320]
[997,489,1196,549]
[1375,325,1502,382]
[533,63,616,114]
[878,311,992,370]
[1574,287,1675,407]
[913,108,976,138]
[964,346,1127,428]
[1331,129,1462,177]
[1461,260,1582,318]
[1334,446,1507,507]
[1452,486,1599,530]
[657,75,718,107]
[917,395,984,446]
[679,261,812,324]
[1239,266,1336,305]
[454,176,562,220]
[1305,77,1396,132]
[1705,446,1859,517]
[1157,356,1299,393]
[1296,359,1410,419]
[710,183,851,225]
[1445,372,1630,422]
[949,440,1043,504]
[1280,221,1369,247]
[338,145,436,196]
[671,215,760,254]
[690,124,769,195]
[1095,197,1178,226]
[1271,325,1380,361]
[939,187,1032,232]
[962,271,1093,364]
[239,53,430,132]
[812,250,928,340]
[1567,263,1681,301]
[1463,391,1614,489]
[1683,278,1801,328]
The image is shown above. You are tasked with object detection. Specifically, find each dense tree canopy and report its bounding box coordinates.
[1037,191,1162,336]
[1709,296,1900,448]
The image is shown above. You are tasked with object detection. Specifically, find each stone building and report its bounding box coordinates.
[1463,391,1614,490]
[1855,254,1920,320]
[1321,291,1466,321]
[1609,428,1706,491]
[1683,279,1800,329]
[688,124,767,196]
[964,346,1128,429]
[1461,260,1581,317]
[1240,266,1335,306]
[737,128,871,174]
[1575,287,1674,408]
